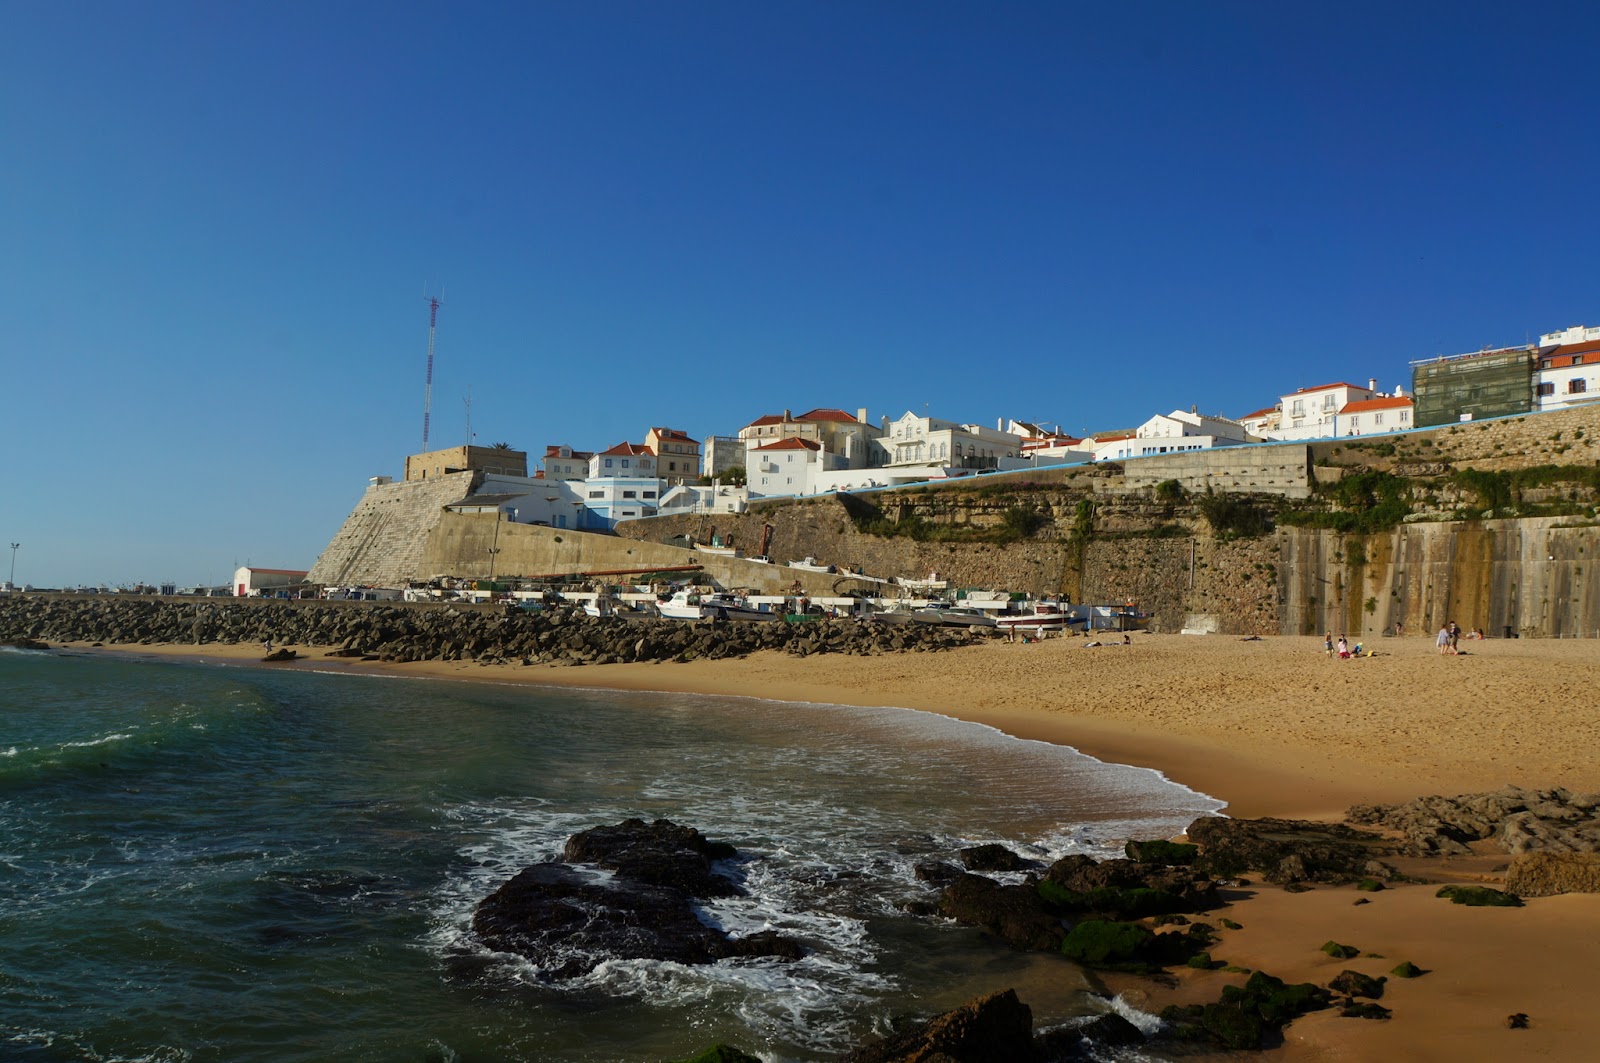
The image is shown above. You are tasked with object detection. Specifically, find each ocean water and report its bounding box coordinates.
[0,647,1222,1062]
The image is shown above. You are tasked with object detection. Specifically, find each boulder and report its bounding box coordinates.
[1185,817,1396,885]
[1503,851,1600,897]
[840,988,1037,1063]
[938,873,1066,951]
[470,819,802,979]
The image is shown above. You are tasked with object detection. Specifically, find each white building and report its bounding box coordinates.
[738,407,882,469]
[1093,410,1254,462]
[589,442,657,479]
[748,437,824,497]
[233,566,309,597]
[877,411,1021,469]
[1338,395,1415,435]
[1535,330,1600,412]
[1271,381,1381,441]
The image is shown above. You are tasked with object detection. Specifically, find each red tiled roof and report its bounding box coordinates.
[1340,396,1413,414]
[796,408,860,423]
[1092,432,1134,443]
[744,414,785,428]
[753,437,822,452]
[1239,406,1278,421]
[1549,339,1600,358]
[599,442,655,457]
[651,427,700,443]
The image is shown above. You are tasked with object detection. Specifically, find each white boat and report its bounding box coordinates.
[656,589,707,619]
[911,599,998,628]
[993,600,1077,634]
[787,557,836,573]
[698,592,777,622]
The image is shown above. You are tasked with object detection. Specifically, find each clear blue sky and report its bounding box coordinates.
[4,2,1596,589]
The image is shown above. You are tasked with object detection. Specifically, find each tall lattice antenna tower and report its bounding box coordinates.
[421,290,444,451]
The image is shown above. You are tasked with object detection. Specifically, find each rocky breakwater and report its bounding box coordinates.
[0,595,985,666]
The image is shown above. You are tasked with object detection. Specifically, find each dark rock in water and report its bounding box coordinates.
[2,637,49,650]
[840,988,1036,1063]
[563,817,740,898]
[471,818,802,979]
[1185,817,1397,885]
[938,873,1066,951]
[261,648,298,661]
[913,860,966,887]
[959,843,1040,873]
[1341,1001,1391,1020]
[666,1046,765,1063]
[1036,1011,1146,1061]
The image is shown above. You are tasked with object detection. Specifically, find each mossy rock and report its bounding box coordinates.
[1125,839,1199,865]
[1355,878,1385,891]
[1436,885,1523,907]
[1390,961,1425,978]
[667,1045,764,1063]
[1219,917,1243,930]
[1321,940,1360,959]
[1223,965,1253,974]
[1060,919,1156,970]
[1151,913,1190,927]
[1038,881,1185,919]
[1225,970,1332,1025]
[1187,951,1216,969]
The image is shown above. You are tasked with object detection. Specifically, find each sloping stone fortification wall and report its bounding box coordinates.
[308,471,479,588]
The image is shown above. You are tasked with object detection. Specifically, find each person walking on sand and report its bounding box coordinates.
[1437,624,1452,655]
[1448,620,1460,654]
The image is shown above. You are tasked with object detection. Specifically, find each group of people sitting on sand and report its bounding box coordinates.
[1324,633,1373,659]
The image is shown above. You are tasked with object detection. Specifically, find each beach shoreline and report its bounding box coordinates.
[51,632,1600,1061]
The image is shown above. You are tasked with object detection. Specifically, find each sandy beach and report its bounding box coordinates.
[66,632,1600,1061]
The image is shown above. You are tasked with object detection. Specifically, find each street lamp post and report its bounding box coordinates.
[8,543,17,589]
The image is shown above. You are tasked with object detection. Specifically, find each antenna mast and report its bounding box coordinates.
[421,290,444,451]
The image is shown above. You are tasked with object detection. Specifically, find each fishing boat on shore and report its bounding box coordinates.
[699,592,778,622]
[993,600,1077,634]
[910,599,998,629]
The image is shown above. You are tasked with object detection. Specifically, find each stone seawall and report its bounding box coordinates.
[0,595,985,666]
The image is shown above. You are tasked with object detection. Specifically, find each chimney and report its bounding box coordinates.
[857,407,868,424]
[1368,378,1377,392]
[783,409,791,421]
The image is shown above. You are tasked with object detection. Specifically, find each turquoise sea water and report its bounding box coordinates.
[0,647,1222,1062]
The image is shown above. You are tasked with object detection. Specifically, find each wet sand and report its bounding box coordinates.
[65,632,1600,1061]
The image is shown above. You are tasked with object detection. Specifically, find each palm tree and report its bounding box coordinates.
[491,442,513,451]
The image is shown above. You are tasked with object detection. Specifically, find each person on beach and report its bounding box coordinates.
[1394,620,1404,637]
[1324,633,1333,657]
[1448,620,1460,654]
[1437,624,1453,654]
[1336,635,1350,659]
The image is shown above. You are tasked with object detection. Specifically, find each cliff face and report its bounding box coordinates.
[617,406,1600,637]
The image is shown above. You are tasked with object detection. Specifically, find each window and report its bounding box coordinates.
[621,459,630,468]
[1537,381,1556,396]
[1323,394,1336,410]
[622,490,636,499]
[588,490,603,498]
[1291,401,1305,416]
[1400,410,1410,421]
[643,491,656,499]
[1570,379,1588,394]
[604,458,614,468]
[1374,412,1384,425]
